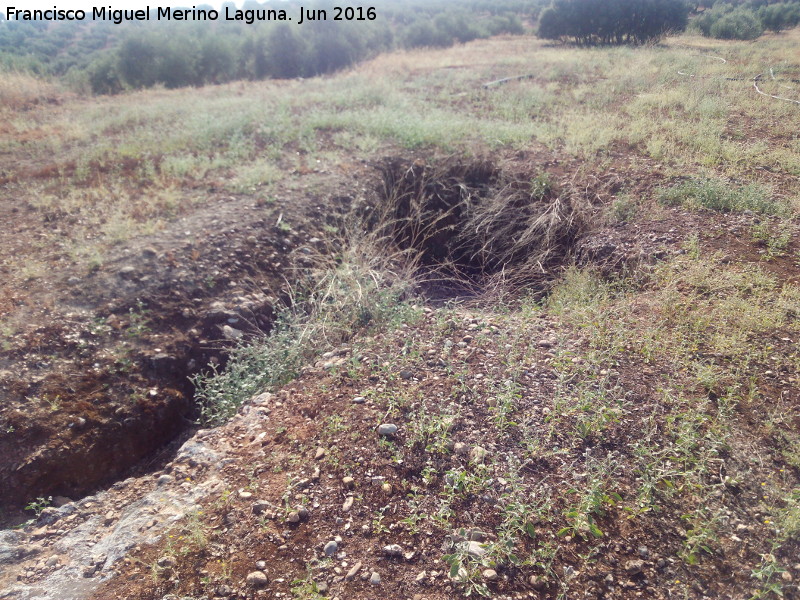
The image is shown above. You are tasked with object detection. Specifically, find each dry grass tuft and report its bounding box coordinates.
[375,156,606,289]
[0,71,61,111]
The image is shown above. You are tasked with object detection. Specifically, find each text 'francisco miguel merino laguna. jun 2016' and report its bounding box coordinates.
[5,5,378,25]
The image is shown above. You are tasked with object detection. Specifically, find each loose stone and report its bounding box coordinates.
[252,500,270,515]
[157,556,176,568]
[383,544,403,557]
[246,570,269,588]
[463,540,487,558]
[345,561,362,581]
[377,423,398,437]
[222,325,243,341]
[214,584,233,596]
[324,541,338,557]
[625,559,645,575]
[469,446,488,463]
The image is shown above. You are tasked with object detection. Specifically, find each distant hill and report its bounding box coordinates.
[0,0,541,93]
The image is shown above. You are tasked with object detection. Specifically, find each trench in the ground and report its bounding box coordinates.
[0,295,280,526]
[2,155,610,523]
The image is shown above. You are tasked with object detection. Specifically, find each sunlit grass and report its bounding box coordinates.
[3,30,799,284]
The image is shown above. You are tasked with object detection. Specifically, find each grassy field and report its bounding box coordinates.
[2,31,799,287]
[2,28,800,600]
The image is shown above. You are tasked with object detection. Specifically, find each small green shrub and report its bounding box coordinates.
[191,310,307,425]
[710,9,764,40]
[609,194,638,223]
[752,222,793,257]
[692,4,766,40]
[24,496,52,517]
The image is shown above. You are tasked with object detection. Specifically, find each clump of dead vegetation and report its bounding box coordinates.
[374,156,618,289]
[0,70,61,111]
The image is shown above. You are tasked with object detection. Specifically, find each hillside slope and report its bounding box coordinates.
[1,32,800,600]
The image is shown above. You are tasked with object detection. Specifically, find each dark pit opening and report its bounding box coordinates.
[374,156,597,293]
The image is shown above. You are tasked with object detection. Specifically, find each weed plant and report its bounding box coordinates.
[192,219,422,425]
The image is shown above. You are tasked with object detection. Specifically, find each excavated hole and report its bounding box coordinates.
[2,155,614,524]
[374,156,598,295]
[0,293,279,526]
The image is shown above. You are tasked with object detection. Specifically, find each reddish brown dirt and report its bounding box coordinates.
[88,251,800,599]
[0,154,373,524]
[0,130,667,527]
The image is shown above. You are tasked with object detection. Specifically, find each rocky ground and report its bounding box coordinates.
[2,200,800,600]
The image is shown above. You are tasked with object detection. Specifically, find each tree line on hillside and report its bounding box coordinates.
[4,0,799,94]
[691,1,800,39]
[0,0,538,93]
[535,0,800,44]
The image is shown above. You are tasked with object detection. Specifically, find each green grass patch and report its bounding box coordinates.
[657,178,788,216]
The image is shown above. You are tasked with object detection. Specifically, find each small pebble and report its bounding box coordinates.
[383,544,403,557]
[345,561,362,581]
[324,541,338,557]
[252,500,270,515]
[157,556,176,568]
[469,446,488,464]
[377,424,398,437]
[246,570,268,588]
[625,559,645,575]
